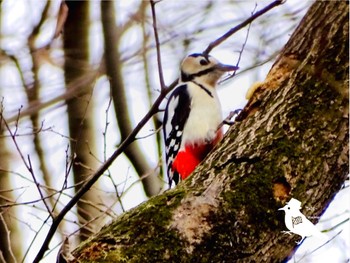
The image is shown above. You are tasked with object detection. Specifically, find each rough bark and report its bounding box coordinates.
[70,2,348,262]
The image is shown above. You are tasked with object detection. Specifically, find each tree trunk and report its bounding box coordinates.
[64,1,101,241]
[70,2,348,262]
[0,137,21,263]
[101,1,162,197]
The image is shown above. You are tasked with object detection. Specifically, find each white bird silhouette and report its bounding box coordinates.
[279,198,328,244]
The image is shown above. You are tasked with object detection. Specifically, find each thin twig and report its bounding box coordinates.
[150,0,166,90]
[135,126,162,140]
[4,69,100,124]
[103,97,125,212]
[51,144,74,216]
[141,1,165,181]
[120,163,162,197]
[203,0,284,55]
[0,185,73,208]
[1,111,53,219]
[219,4,256,84]
[22,214,51,263]
[0,213,17,263]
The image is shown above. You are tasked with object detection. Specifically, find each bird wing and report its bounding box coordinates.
[163,84,191,186]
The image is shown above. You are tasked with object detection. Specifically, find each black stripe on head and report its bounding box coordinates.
[181,66,215,82]
[181,53,213,82]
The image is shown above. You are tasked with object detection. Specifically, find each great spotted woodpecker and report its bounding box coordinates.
[163,53,238,186]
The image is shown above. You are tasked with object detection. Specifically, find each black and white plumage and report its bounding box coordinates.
[163,85,191,185]
[163,53,238,186]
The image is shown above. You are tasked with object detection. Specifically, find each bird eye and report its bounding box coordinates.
[200,59,209,66]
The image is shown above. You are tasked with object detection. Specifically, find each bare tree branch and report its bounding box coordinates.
[219,4,255,84]
[203,0,284,55]
[54,2,69,39]
[4,69,100,124]
[0,213,16,263]
[150,0,166,90]
[141,0,165,182]
[0,113,53,219]
[101,0,162,196]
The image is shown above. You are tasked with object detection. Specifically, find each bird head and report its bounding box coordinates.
[180,53,238,87]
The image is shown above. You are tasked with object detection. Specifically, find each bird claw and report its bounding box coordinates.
[223,109,242,125]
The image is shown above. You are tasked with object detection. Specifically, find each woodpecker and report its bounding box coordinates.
[163,53,238,186]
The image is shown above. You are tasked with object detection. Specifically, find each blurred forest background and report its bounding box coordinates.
[0,1,348,262]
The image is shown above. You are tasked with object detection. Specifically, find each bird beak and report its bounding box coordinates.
[214,63,239,72]
[278,207,284,211]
